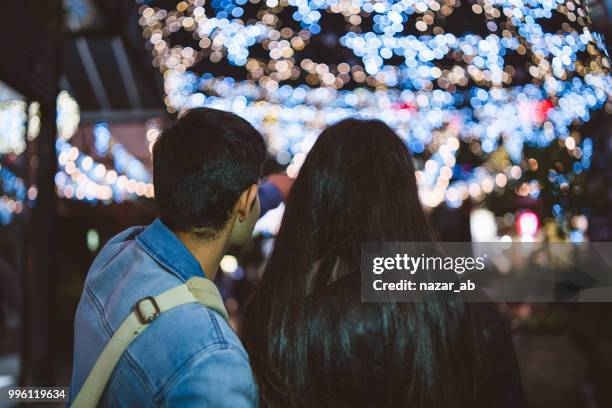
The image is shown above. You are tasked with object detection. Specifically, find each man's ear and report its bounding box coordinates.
[237,184,259,222]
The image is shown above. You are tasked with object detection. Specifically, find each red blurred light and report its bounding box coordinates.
[534,99,553,123]
[516,211,539,236]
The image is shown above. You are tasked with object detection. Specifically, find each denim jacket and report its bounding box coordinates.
[69,219,257,407]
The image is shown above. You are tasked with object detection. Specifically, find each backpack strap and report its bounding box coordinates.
[71,277,229,408]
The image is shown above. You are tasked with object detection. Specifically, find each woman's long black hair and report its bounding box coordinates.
[242,118,524,407]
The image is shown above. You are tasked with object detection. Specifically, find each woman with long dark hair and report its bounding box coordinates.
[242,118,524,407]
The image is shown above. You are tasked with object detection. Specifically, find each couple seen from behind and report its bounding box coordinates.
[69,108,525,408]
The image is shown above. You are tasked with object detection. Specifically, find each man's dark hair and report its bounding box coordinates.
[153,108,266,237]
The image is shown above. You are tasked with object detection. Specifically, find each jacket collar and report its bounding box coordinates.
[136,219,207,281]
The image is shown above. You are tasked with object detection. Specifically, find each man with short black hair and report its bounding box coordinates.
[69,108,284,406]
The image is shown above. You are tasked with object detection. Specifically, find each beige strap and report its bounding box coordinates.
[72,277,228,408]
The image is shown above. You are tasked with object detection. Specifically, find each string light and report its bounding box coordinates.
[57,91,80,140]
[0,100,27,155]
[0,165,25,224]
[3,0,610,236]
[138,0,611,211]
